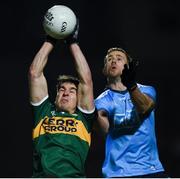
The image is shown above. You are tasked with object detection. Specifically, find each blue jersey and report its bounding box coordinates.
[95,84,164,177]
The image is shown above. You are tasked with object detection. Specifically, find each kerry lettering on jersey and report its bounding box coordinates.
[33,116,91,145]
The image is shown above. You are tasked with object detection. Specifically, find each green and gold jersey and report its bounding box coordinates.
[31,97,96,178]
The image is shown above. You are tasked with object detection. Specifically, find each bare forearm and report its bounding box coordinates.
[130,87,155,116]
[70,43,92,84]
[29,42,53,78]
[97,111,110,135]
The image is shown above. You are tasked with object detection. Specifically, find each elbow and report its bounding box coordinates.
[93,120,108,136]
[146,100,155,114]
[99,124,109,135]
[28,65,40,79]
[97,115,109,135]
[28,66,36,78]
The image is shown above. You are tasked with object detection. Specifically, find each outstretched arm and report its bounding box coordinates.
[70,43,94,112]
[28,41,54,103]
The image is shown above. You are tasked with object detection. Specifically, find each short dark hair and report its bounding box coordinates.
[104,47,133,64]
[56,75,79,91]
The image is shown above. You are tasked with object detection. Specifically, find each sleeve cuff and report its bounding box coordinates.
[77,106,95,114]
[30,95,49,106]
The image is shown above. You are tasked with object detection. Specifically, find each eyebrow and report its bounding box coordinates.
[70,87,77,91]
[59,86,77,91]
[107,54,125,58]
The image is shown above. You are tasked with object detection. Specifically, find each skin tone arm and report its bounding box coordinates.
[69,43,94,111]
[129,87,155,118]
[28,42,54,103]
[96,110,109,135]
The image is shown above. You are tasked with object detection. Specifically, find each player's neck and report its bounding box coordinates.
[107,79,126,91]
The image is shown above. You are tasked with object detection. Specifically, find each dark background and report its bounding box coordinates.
[0,0,180,177]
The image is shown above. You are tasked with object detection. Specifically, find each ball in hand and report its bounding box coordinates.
[43,5,77,39]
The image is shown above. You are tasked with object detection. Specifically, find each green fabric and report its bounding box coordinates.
[31,98,95,177]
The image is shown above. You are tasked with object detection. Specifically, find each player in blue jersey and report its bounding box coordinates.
[95,47,168,178]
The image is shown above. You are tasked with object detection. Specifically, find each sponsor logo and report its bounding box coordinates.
[33,116,91,145]
[42,117,78,133]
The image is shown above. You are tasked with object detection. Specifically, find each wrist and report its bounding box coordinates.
[127,83,137,92]
[45,35,57,46]
[65,37,78,45]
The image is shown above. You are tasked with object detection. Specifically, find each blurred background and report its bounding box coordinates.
[0,0,180,177]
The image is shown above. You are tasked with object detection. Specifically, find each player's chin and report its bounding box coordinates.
[58,105,69,113]
[109,72,120,77]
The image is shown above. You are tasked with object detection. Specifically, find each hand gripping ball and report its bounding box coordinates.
[43,5,77,39]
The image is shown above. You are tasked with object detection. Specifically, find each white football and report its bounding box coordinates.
[43,5,77,39]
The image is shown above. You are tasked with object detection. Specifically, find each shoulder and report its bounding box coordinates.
[95,89,111,101]
[30,95,54,113]
[76,107,96,124]
[137,83,156,100]
[31,96,54,126]
[138,83,156,91]
[95,89,115,112]
[137,83,154,88]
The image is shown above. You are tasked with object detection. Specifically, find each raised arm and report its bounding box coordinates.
[70,43,94,111]
[28,41,54,103]
[121,60,155,117]
[62,20,94,112]
[129,87,155,118]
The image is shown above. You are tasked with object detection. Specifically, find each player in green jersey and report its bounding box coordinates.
[28,21,96,177]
